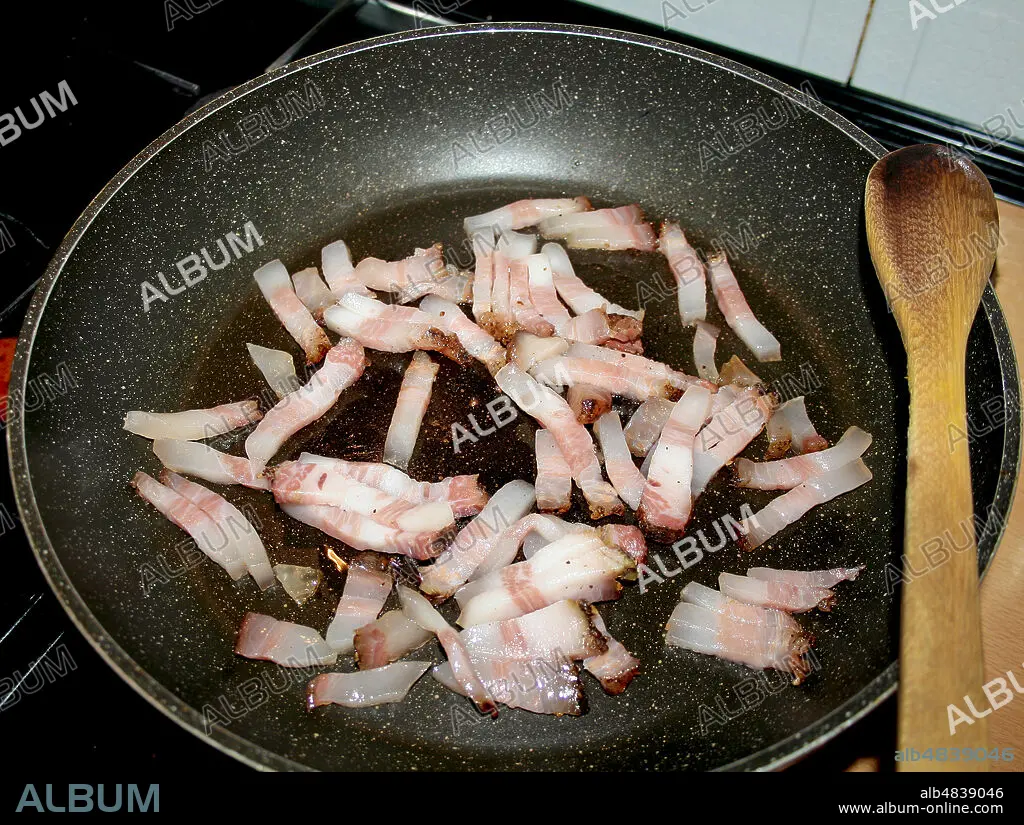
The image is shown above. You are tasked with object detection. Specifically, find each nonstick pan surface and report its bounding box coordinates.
[8,23,1020,771]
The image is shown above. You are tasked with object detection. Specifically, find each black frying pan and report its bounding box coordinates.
[8,23,1020,771]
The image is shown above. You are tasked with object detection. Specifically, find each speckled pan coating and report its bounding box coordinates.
[7,23,1020,772]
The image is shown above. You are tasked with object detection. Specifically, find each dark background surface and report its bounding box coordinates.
[0,0,1020,773]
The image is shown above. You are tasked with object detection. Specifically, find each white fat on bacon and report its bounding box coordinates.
[470,230,494,319]
[567,222,657,251]
[235,612,338,667]
[691,387,774,495]
[534,430,572,513]
[539,205,643,239]
[525,252,571,331]
[124,400,262,442]
[353,244,446,303]
[623,398,674,457]
[282,502,442,560]
[509,259,554,337]
[308,661,430,708]
[296,453,488,517]
[322,240,371,298]
[323,293,471,364]
[637,385,712,542]
[161,471,274,589]
[736,426,872,490]
[152,439,269,490]
[291,267,336,320]
[566,383,613,424]
[460,600,606,662]
[432,657,584,716]
[418,480,535,599]
[131,471,246,581]
[473,513,591,580]
[383,352,439,472]
[707,252,781,362]
[464,197,591,235]
[353,610,433,670]
[747,565,864,590]
[719,572,837,614]
[738,458,873,550]
[564,342,705,392]
[325,553,392,653]
[532,355,679,402]
[766,396,830,459]
[246,344,300,399]
[398,585,497,716]
[496,363,623,519]
[244,338,367,474]
[253,260,332,363]
[455,532,635,627]
[692,321,720,382]
[509,331,569,372]
[419,294,507,376]
[594,411,646,511]
[659,221,706,325]
[271,460,454,533]
[583,608,640,695]
[544,242,643,319]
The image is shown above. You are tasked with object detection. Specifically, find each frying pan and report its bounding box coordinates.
[8,22,1020,771]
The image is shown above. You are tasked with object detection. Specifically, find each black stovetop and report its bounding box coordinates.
[1,0,1018,773]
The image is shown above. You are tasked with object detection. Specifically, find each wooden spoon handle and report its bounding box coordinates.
[898,344,988,771]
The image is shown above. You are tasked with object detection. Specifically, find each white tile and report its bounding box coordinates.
[852,0,1024,140]
[576,0,871,83]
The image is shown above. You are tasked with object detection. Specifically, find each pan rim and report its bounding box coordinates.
[7,20,1020,773]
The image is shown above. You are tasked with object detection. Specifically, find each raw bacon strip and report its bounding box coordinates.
[456,532,635,626]
[766,396,829,459]
[496,227,538,258]
[152,439,270,490]
[535,430,572,513]
[383,352,438,472]
[738,458,873,550]
[483,248,517,343]
[297,454,488,517]
[424,265,473,304]
[525,252,571,330]
[594,411,646,510]
[665,601,812,682]
[254,260,332,363]
[246,343,300,399]
[470,230,494,319]
[691,388,774,495]
[567,223,657,251]
[271,461,454,533]
[539,205,644,239]
[235,612,338,667]
[509,332,568,372]
[719,355,763,388]
[399,585,497,716]
[532,356,680,402]
[325,553,392,653]
[693,321,720,382]
[496,363,623,519]
[659,221,706,325]
[322,240,371,298]
[719,572,837,613]
[522,516,592,558]
[291,267,336,320]
[583,608,640,695]
[161,471,274,590]
[566,383,612,424]
[308,661,429,708]
[509,259,555,336]
[560,307,611,345]
[637,386,713,542]
[623,398,674,457]
[353,611,433,670]
[131,471,246,580]
[244,338,367,474]
[747,565,864,590]
[708,252,781,362]
[124,400,262,442]
[564,342,708,392]
[432,657,584,716]
[464,197,591,234]
[736,426,872,490]
[545,242,643,318]
[323,293,471,365]
[418,480,535,599]
[681,581,806,636]
[282,503,442,561]
[419,295,506,376]
[475,513,593,579]
[353,244,446,303]
[598,524,648,566]
[460,600,606,662]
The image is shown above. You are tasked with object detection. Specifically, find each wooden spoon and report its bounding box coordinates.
[865,144,1000,771]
